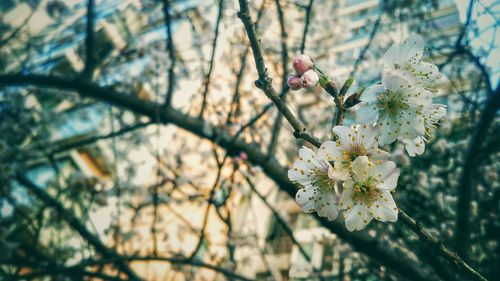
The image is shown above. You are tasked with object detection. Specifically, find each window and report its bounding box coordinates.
[256,272,273,281]
[27,158,78,186]
[321,240,335,272]
[0,0,16,12]
[431,13,461,30]
[295,213,319,230]
[50,105,105,141]
[345,0,367,8]
[266,212,298,254]
[280,270,290,281]
[293,242,314,267]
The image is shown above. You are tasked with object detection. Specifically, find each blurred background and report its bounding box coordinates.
[0,0,498,280]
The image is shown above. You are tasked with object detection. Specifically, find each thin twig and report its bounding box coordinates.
[235,1,487,279]
[399,210,487,281]
[245,175,326,281]
[16,173,143,281]
[162,0,177,107]
[300,0,314,54]
[199,0,225,118]
[226,1,267,124]
[83,0,96,80]
[454,83,500,257]
[237,0,321,147]
[350,11,382,77]
[0,11,34,47]
[0,73,464,281]
[267,0,289,157]
[187,147,226,260]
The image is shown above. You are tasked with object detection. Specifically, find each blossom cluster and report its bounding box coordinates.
[288,35,447,231]
[287,55,320,90]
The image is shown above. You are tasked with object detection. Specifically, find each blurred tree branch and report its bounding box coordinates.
[235,1,489,280]
[15,172,143,281]
[83,0,96,80]
[267,0,289,158]
[454,82,500,259]
[199,0,225,118]
[0,73,430,281]
[300,0,314,54]
[162,0,177,107]
[244,174,326,281]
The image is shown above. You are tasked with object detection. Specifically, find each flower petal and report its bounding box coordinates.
[384,68,418,86]
[295,186,317,213]
[360,84,385,103]
[371,191,398,222]
[340,180,355,210]
[351,156,372,181]
[345,203,372,231]
[412,61,441,85]
[315,189,339,221]
[356,103,379,125]
[288,168,312,186]
[358,124,378,149]
[382,44,401,68]
[399,111,425,140]
[377,169,399,190]
[332,126,355,149]
[328,165,349,181]
[370,148,391,160]
[402,136,426,157]
[382,74,410,91]
[398,34,424,63]
[377,114,399,145]
[372,160,397,179]
[299,147,328,171]
[403,87,432,107]
[318,141,342,162]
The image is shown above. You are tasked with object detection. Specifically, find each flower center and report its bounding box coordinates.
[313,171,335,190]
[341,144,368,168]
[377,91,408,117]
[352,177,378,205]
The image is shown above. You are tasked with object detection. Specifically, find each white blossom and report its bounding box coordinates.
[382,34,444,92]
[356,74,446,156]
[288,147,340,220]
[340,156,400,231]
[319,125,390,177]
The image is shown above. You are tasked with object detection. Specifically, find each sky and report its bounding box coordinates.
[455,0,500,86]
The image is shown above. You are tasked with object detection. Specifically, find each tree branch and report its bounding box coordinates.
[235,1,488,279]
[83,0,96,79]
[350,11,382,76]
[245,174,326,281]
[199,0,225,118]
[267,0,289,157]
[399,209,487,281]
[162,0,177,107]
[454,83,500,258]
[300,0,314,54]
[15,173,143,281]
[0,73,431,280]
[79,256,254,281]
[237,0,321,147]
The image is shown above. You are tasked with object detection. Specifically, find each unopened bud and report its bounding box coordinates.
[293,54,314,74]
[239,152,248,161]
[287,74,302,90]
[301,70,319,88]
[344,92,361,108]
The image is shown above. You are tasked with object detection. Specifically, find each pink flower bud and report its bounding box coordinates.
[239,152,248,161]
[293,54,314,74]
[301,70,319,88]
[287,74,302,90]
